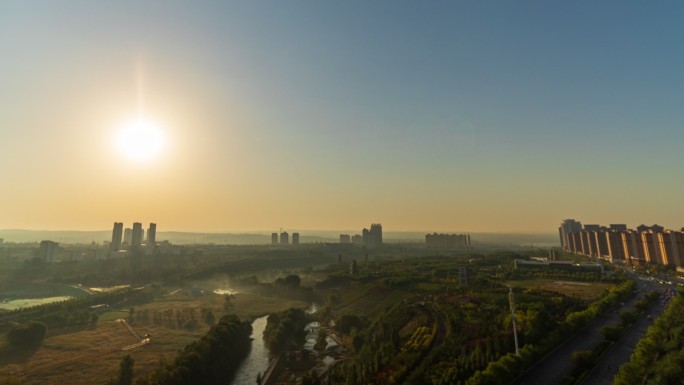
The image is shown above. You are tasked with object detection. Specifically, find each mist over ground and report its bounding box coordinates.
[0,229,559,247]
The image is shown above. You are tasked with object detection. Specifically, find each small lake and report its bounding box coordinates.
[232,315,270,385]
[0,296,74,311]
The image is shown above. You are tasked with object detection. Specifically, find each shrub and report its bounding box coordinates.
[6,321,47,349]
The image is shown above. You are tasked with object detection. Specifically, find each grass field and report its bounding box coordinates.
[507,279,614,300]
[330,283,413,318]
[0,290,309,385]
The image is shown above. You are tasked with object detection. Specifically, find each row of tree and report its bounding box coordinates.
[615,288,684,385]
[135,314,252,385]
[128,307,215,330]
[465,280,636,385]
[0,288,154,334]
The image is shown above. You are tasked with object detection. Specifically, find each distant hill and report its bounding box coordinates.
[0,229,558,247]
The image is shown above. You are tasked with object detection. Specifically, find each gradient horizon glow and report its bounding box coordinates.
[2,1,684,233]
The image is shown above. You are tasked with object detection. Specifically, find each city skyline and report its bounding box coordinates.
[3,2,684,232]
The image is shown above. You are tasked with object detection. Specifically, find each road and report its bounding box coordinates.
[580,280,674,385]
[510,308,623,385]
[511,279,664,385]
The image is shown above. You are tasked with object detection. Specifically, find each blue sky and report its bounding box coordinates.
[1,1,683,232]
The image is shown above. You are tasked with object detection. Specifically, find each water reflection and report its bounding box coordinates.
[232,316,270,385]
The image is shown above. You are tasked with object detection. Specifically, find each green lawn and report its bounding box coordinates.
[506,278,613,300]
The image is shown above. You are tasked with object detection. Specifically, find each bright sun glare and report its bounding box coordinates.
[117,119,165,162]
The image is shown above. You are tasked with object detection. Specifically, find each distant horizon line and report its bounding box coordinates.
[0,228,557,235]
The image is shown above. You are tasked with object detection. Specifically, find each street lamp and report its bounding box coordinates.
[508,286,520,356]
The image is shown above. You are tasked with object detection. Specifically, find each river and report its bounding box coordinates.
[231,304,324,384]
[232,315,270,385]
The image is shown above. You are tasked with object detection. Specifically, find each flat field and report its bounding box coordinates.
[0,290,308,384]
[328,283,413,317]
[507,279,614,300]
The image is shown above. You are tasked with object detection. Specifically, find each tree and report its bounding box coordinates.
[619,310,638,325]
[336,314,366,335]
[118,355,134,385]
[7,321,47,349]
[284,274,301,287]
[302,372,321,385]
[139,315,252,384]
[572,350,593,370]
[204,310,215,326]
[315,330,328,351]
[600,325,623,342]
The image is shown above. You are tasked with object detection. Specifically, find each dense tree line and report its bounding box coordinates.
[336,314,368,335]
[135,314,252,385]
[464,280,636,385]
[327,303,413,384]
[615,288,684,385]
[6,321,47,349]
[0,288,154,334]
[263,307,309,354]
[129,307,215,330]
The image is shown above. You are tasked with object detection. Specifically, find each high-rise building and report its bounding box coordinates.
[362,223,382,248]
[559,219,583,252]
[621,230,643,265]
[111,222,123,251]
[39,240,59,262]
[147,223,157,245]
[641,231,659,264]
[280,232,289,245]
[425,233,469,249]
[132,222,143,248]
[271,233,278,245]
[668,232,684,268]
[339,234,351,244]
[351,235,363,245]
[557,219,684,267]
[292,232,300,246]
[123,228,132,245]
[637,224,664,233]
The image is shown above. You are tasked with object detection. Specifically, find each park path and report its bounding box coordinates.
[118,318,150,350]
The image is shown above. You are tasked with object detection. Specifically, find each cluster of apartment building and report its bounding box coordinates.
[111,221,157,251]
[339,223,383,248]
[559,219,684,270]
[425,233,471,249]
[271,231,300,246]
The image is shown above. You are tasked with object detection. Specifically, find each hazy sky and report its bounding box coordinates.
[2,1,684,233]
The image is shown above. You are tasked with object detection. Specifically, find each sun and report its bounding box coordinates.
[116,118,165,162]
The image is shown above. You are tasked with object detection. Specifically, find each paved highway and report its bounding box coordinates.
[511,276,671,385]
[580,278,675,385]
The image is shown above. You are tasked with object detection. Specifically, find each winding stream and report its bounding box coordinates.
[232,315,270,385]
[231,303,323,384]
